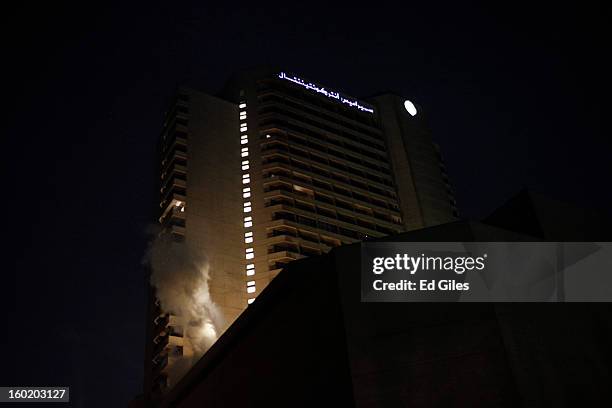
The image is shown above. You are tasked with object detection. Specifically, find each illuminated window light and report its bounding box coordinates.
[242,174,250,179]
[244,221,253,228]
[175,201,182,206]
[243,201,252,207]
[241,147,249,152]
[243,191,251,198]
[246,253,254,260]
[240,114,247,120]
[242,178,250,184]
[241,151,249,157]
[246,269,255,276]
[242,160,249,166]
[246,263,254,269]
[239,103,246,108]
[244,216,252,222]
[245,232,253,237]
[247,298,255,304]
[240,110,247,115]
[240,134,248,140]
[245,237,253,243]
[243,206,251,213]
[266,134,271,139]
[241,164,250,170]
[246,248,254,253]
[247,286,256,293]
[247,280,255,286]
[240,139,248,145]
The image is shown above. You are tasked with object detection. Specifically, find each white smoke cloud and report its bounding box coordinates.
[144,228,224,384]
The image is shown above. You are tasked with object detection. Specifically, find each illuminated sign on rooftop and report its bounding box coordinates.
[277,72,375,114]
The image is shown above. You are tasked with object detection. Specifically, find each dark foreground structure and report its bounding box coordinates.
[135,191,611,407]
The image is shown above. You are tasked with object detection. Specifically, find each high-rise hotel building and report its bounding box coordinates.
[145,68,457,395]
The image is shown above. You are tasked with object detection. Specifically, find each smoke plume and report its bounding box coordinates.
[144,228,224,384]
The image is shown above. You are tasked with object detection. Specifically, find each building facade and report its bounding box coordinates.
[145,68,457,397]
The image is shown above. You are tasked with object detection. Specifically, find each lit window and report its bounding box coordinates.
[247,286,256,293]
[243,191,251,198]
[241,139,248,145]
[246,263,255,269]
[246,248,254,253]
[240,134,248,140]
[246,269,255,276]
[240,114,247,120]
[247,280,255,286]
[242,178,250,184]
[243,201,252,207]
[247,298,255,304]
[243,187,251,192]
[241,164,250,170]
[239,103,246,108]
[243,206,252,213]
[175,201,182,207]
[241,147,249,152]
[266,134,271,139]
[245,237,253,243]
[241,151,249,158]
[244,221,253,228]
[244,232,253,237]
[246,253,254,260]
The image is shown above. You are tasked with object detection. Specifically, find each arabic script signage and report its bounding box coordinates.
[277,72,375,114]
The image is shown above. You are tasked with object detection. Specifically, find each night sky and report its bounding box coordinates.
[7,2,608,407]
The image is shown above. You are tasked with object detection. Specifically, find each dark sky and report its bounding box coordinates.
[6,1,608,406]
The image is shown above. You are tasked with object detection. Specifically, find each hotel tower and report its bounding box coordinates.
[144,68,458,396]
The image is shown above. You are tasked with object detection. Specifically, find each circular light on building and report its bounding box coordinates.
[404,100,417,116]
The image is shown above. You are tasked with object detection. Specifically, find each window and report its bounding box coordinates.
[293,184,314,198]
[246,263,255,276]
